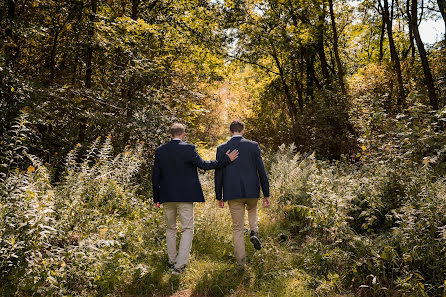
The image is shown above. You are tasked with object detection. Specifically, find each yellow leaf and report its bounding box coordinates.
[27,166,35,173]
[361,145,367,151]
[26,190,35,198]
[11,87,14,92]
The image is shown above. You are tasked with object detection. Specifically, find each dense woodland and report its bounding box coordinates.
[1,0,446,296]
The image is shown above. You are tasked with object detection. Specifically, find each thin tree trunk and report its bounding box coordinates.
[81,0,97,143]
[316,37,331,85]
[406,0,416,58]
[410,0,439,109]
[85,0,97,89]
[7,0,15,16]
[120,0,140,145]
[6,0,19,65]
[299,48,305,107]
[328,0,347,95]
[277,60,298,120]
[316,9,331,85]
[291,55,304,110]
[437,0,446,39]
[72,2,84,83]
[271,44,298,120]
[49,30,59,84]
[132,0,140,20]
[379,19,385,61]
[305,52,315,103]
[382,0,406,106]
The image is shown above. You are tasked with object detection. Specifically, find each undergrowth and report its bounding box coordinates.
[1,111,445,296]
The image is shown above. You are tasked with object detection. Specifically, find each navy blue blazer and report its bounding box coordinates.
[215,136,270,201]
[152,140,230,203]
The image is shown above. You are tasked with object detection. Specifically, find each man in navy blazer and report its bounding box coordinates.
[215,120,270,266]
[152,123,238,274]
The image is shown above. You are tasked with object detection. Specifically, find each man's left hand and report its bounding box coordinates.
[262,197,271,208]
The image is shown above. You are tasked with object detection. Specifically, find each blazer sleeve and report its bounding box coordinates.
[152,150,161,203]
[214,146,225,200]
[189,145,230,170]
[255,144,270,197]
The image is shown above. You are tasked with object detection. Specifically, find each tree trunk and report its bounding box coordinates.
[49,30,60,84]
[271,44,298,120]
[316,36,331,85]
[410,0,439,109]
[437,0,446,39]
[305,52,315,103]
[7,0,15,16]
[81,0,97,143]
[315,9,331,85]
[382,0,406,106]
[291,54,304,110]
[5,0,19,65]
[120,0,140,145]
[132,0,140,20]
[72,2,84,83]
[85,0,97,89]
[379,19,385,61]
[328,0,347,95]
[406,0,416,58]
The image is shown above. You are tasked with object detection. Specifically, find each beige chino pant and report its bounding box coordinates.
[163,202,194,269]
[228,198,259,265]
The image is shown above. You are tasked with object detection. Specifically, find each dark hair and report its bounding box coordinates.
[229,120,245,133]
[170,123,185,136]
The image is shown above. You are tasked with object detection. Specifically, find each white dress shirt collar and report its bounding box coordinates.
[231,135,243,138]
[172,138,181,141]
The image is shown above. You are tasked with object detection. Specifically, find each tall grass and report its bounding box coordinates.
[268,144,446,296]
[0,116,166,296]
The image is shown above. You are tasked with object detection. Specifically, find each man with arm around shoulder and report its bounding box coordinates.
[152,123,239,274]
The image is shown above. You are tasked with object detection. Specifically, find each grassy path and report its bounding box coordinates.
[122,198,319,297]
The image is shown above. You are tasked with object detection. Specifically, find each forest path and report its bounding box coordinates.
[124,185,322,297]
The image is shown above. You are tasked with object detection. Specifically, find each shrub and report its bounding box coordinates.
[0,115,165,296]
[268,140,446,296]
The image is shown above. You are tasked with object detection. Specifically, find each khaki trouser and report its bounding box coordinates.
[163,202,194,269]
[228,198,259,265]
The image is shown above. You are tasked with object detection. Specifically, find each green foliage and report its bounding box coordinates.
[268,139,446,296]
[0,117,165,296]
[0,0,228,176]
[1,0,445,296]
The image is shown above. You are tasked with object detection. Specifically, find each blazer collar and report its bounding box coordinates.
[229,136,243,143]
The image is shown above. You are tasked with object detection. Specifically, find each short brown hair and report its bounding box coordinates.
[229,120,245,133]
[170,123,185,136]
